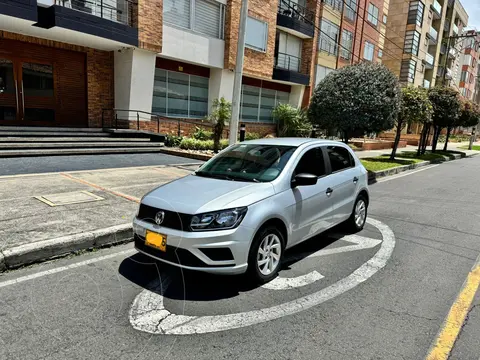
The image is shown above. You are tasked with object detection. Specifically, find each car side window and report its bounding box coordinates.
[294,147,326,177]
[326,146,354,172]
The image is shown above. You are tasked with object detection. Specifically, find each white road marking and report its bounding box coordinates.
[0,249,135,289]
[129,218,395,335]
[376,164,440,183]
[261,271,324,290]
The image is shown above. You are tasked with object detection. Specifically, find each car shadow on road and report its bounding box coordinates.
[118,227,350,302]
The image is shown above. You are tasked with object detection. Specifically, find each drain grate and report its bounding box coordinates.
[35,191,105,207]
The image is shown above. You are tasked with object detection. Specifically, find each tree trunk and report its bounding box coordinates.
[443,126,452,152]
[343,130,349,144]
[390,120,403,160]
[422,125,431,155]
[431,126,440,153]
[417,124,426,156]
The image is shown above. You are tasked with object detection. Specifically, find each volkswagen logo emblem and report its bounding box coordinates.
[155,211,165,226]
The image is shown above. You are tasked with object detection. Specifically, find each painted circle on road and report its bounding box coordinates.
[129,218,395,335]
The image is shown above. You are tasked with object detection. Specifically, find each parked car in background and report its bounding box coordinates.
[133,138,369,283]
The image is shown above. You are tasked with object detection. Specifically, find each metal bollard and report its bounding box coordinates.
[239,123,246,142]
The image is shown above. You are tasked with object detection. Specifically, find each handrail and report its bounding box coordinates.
[274,52,302,72]
[55,0,136,26]
[278,0,315,23]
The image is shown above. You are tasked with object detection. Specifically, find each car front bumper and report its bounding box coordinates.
[132,218,255,275]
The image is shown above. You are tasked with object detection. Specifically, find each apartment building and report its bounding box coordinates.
[315,0,390,86]
[452,30,480,100]
[0,0,326,133]
[383,0,467,90]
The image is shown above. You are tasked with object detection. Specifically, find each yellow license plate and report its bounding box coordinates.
[145,230,167,252]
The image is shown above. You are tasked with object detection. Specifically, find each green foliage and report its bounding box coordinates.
[308,62,400,141]
[192,126,213,141]
[244,132,262,141]
[459,99,480,128]
[206,97,232,152]
[164,135,183,147]
[399,86,433,128]
[179,138,229,151]
[428,86,461,128]
[273,103,312,137]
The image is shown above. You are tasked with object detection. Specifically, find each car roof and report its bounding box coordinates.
[240,137,348,147]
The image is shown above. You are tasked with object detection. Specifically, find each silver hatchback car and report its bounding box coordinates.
[133,138,369,283]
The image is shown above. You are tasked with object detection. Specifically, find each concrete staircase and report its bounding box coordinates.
[0,127,165,157]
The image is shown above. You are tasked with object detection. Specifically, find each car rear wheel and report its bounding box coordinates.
[346,195,368,232]
[247,226,284,284]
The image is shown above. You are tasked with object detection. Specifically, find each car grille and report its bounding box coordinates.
[137,203,193,231]
[134,234,231,268]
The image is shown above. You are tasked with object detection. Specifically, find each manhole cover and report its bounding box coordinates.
[35,191,104,207]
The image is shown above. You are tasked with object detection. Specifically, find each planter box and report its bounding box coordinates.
[353,140,407,150]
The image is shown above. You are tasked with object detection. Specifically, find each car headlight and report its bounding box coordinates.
[190,207,248,231]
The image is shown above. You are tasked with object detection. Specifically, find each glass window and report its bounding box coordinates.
[383,14,387,23]
[240,84,290,123]
[378,48,383,58]
[0,59,14,94]
[400,59,417,83]
[404,30,420,56]
[246,17,268,52]
[407,0,424,27]
[363,41,375,61]
[294,147,326,177]
[340,29,353,59]
[315,65,334,86]
[319,19,339,56]
[152,69,209,118]
[197,144,297,182]
[323,0,343,12]
[344,0,357,21]
[367,3,379,26]
[460,71,467,82]
[164,0,191,29]
[326,146,354,172]
[22,63,54,97]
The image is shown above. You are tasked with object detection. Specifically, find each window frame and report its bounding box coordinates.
[344,0,357,21]
[319,19,340,56]
[404,30,421,56]
[367,3,379,26]
[363,41,375,61]
[291,146,330,180]
[340,29,354,60]
[245,16,269,53]
[324,145,356,174]
[407,0,425,27]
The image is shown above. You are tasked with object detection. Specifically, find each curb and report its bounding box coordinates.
[159,148,213,161]
[0,224,132,272]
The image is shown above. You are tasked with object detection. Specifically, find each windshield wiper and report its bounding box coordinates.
[195,171,234,181]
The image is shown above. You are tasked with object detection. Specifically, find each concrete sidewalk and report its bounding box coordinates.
[1,144,478,272]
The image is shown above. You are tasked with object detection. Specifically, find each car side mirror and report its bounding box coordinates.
[293,173,317,187]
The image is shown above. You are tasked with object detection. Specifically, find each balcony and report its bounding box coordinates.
[322,0,343,12]
[273,52,310,85]
[0,0,37,21]
[431,0,442,19]
[423,79,431,89]
[440,43,447,54]
[437,66,452,79]
[424,53,435,69]
[277,0,315,38]
[34,0,138,46]
[427,26,438,44]
[448,47,456,58]
[444,20,450,33]
[453,23,459,35]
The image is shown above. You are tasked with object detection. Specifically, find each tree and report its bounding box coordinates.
[427,86,461,152]
[390,86,432,159]
[308,62,400,143]
[273,103,312,138]
[206,97,231,153]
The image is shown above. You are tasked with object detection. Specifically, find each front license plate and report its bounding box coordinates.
[145,230,167,252]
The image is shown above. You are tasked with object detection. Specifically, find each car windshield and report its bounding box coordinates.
[195,144,297,182]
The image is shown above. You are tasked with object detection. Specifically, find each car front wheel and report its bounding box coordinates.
[247,226,284,284]
[346,195,368,232]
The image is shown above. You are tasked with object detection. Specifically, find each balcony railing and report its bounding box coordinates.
[453,23,459,34]
[429,26,438,41]
[425,53,435,66]
[431,0,442,17]
[275,52,301,72]
[54,0,135,26]
[278,0,315,24]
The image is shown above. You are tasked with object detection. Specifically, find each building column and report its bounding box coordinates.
[289,85,305,108]
[114,48,156,120]
[208,69,235,113]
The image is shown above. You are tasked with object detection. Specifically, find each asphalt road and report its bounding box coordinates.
[1,157,480,359]
[0,153,199,176]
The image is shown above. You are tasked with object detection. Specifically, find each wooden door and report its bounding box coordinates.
[0,57,19,123]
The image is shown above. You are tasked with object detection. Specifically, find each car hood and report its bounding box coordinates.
[141,174,275,214]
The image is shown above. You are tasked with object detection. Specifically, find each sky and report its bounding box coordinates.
[461,0,480,29]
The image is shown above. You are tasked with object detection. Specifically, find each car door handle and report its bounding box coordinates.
[326,188,333,196]
[353,176,359,183]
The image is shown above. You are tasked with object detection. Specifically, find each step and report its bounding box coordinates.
[0,142,164,149]
[0,147,166,157]
[0,126,104,133]
[0,137,152,143]
[0,131,110,137]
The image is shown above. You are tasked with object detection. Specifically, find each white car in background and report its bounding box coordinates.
[133,138,369,283]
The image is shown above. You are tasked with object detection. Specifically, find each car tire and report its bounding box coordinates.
[346,195,368,232]
[247,226,285,284]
